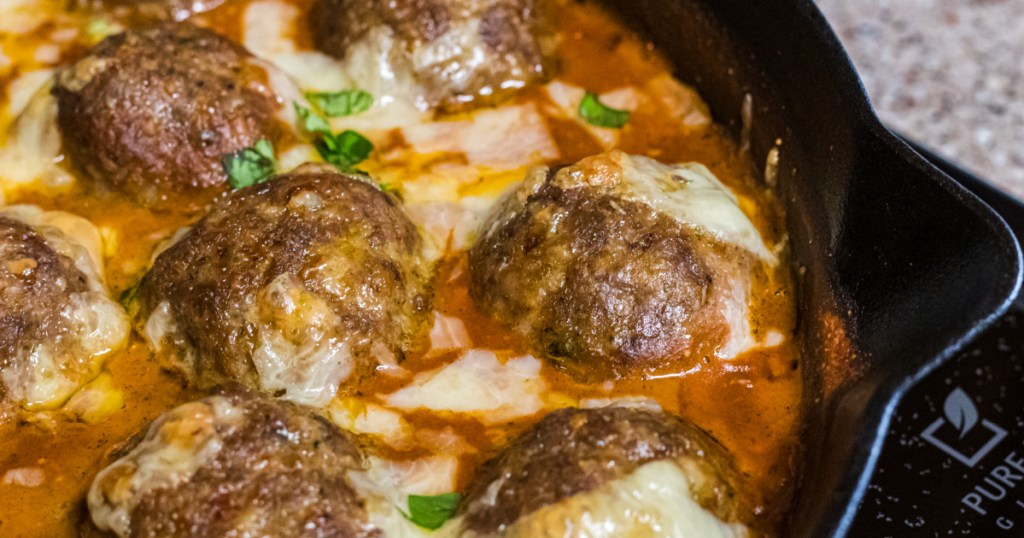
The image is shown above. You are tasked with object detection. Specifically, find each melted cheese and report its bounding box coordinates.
[0,76,67,188]
[249,273,357,406]
[87,396,245,537]
[385,350,548,424]
[350,455,462,538]
[244,0,429,131]
[329,398,414,450]
[0,205,129,408]
[498,460,749,538]
[544,80,642,149]
[427,311,473,354]
[0,205,105,280]
[401,103,559,168]
[556,151,776,263]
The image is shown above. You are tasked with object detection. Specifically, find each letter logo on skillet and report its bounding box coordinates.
[920,387,1007,468]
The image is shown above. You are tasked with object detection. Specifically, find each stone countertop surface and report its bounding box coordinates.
[815,0,1024,199]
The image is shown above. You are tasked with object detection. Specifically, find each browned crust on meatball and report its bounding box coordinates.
[71,0,227,21]
[459,406,747,535]
[0,216,89,402]
[99,389,379,537]
[309,0,451,54]
[309,0,557,111]
[469,169,743,381]
[138,165,432,393]
[53,23,282,211]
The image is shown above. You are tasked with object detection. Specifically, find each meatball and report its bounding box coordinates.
[53,23,283,211]
[137,164,432,406]
[309,0,557,111]
[469,151,772,381]
[0,206,128,409]
[87,389,380,537]
[459,406,751,536]
[72,0,226,21]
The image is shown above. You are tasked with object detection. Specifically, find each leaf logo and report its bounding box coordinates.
[943,387,979,439]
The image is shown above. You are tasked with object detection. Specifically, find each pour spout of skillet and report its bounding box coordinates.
[600,0,1023,535]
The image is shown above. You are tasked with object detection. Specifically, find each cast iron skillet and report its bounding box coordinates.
[599,0,1023,535]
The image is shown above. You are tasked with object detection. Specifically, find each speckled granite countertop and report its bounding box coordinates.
[816,0,1024,199]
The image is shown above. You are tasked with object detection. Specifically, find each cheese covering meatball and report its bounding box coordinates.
[458,406,752,537]
[469,151,774,381]
[53,23,283,211]
[0,206,128,410]
[87,389,380,538]
[309,0,557,111]
[137,164,432,406]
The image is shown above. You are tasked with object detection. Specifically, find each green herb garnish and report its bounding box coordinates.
[85,18,116,42]
[222,138,277,189]
[118,280,141,315]
[305,89,373,118]
[578,92,631,128]
[403,493,462,530]
[294,102,331,135]
[315,130,374,170]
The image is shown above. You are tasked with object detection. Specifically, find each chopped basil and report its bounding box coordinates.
[222,138,277,189]
[315,130,374,171]
[578,92,631,128]
[305,89,373,118]
[118,281,141,314]
[294,102,331,135]
[85,18,115,42]
[404,493,461,530]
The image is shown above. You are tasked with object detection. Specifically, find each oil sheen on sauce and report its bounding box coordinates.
[0,1,802,536]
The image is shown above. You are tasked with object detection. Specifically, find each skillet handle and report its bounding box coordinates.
[831,129,1021,372]
[791,128,1022,537]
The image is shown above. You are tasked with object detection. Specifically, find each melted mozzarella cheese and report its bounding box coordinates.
[88,397,245,537]
[350,455,462,538]
[544,80,642,149]
[427,311,473,354]
[0,205,106,282]
[498,460,750,538]
[244,0,429,132]
[329,398,414,450]
[0,205,129,408]
[385,350,548,424]
[0,0,54,35]
[0,76,68,188]
[251,273,356,406]
[401,103,559,169]
[555,151,776,263]
[643,73,713,129]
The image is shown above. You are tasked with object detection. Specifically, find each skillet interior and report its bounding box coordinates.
[599,0,1023,535]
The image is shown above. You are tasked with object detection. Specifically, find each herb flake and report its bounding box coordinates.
[222,139,277,189]
[404,493,461,530]
[578,92,631,128]
[315,130,374,171]
[294,102,331,135]
[306,89,373,118]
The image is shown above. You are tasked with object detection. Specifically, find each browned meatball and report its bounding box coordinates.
[469,152,764,381]
[71,0,226,21]
[137,164,432,406]
[459,406,750,536]
[53,23,283,211]
[87,389,380,537]
[0,209,128,409]
[0,217,87,364]
[309,0,557,111]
